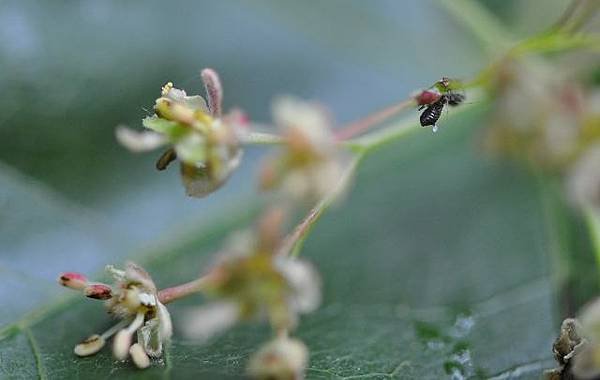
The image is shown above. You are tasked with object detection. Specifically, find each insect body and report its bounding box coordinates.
[417,77,466,132]
[419,96,447,132]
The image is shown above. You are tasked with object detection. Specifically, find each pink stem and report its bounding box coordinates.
[335,99,414,141]
[157,277,209,304]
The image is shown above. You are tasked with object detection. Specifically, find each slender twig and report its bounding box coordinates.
[277,155,363,258]
[157,276,210,305]
[584,208,600,279]
[334,99,415,141]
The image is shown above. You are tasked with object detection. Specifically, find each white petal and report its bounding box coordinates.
[276,258,322,314]
[157,302,173,341]
[181,301,240,342]
[116,127,166,152]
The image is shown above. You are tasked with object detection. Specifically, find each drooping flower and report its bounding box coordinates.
[260,96,348,203]
[58,262,172,369]
[116,68,243,197]
[182,209,321,341]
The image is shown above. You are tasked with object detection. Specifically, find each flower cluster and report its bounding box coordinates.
[117,69,243,197]
[182,209,321,378]
[59,262,172,369]
[61,68,359,378]
[482,57,600,211]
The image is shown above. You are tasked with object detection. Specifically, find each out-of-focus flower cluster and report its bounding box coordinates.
[182,209,321,378]
[482,56,600,211]
[117,69,244,197]
[64,68,354,378]
[260,96,348,204]
[59,262,172,369]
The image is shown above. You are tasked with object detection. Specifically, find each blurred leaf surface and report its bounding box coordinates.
[0,110,558,379]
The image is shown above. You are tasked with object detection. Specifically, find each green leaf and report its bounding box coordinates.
[0,109,559,378]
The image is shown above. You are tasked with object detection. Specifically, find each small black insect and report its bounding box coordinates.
[419,96,447,131]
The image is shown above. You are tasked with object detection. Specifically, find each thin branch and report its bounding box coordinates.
[334,99,414,141]
[585,208,600,280]
[277,156,363,258]
[157,276,210,305]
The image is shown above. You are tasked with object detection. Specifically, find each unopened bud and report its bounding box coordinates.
[84,284,113,300]
[74,334,105,357]
[58,272,88,290]
[129,343,151,369]
[247,337,308,380]
[113,330,132,360]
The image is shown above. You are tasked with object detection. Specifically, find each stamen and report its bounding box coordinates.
[74,334,105,357]
[113,312,145,360]
[129,343,151,369]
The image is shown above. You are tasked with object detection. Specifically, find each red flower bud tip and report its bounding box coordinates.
[84,284,113,300]
[58,272,88,290]
[415,90,441,106]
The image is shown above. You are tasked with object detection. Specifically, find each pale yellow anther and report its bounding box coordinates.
[74,334,105,357]
[161,82,174,96]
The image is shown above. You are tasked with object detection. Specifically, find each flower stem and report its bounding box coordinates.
[584,208,600,280]
[334,99,415,141]
[278,155,363,257]
[158,276,210,304]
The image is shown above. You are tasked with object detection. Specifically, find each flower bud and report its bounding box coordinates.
[58,272,88,290]
[129,343,151,369]
[74,334,105,357]
[84,284,113,300]
[113,330,132,360]
[247,337,308,380]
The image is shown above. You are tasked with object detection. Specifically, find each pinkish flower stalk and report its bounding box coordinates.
[334,98,415,141]
[157,276,212,305]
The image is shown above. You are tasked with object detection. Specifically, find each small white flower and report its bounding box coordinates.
[58,262,172,369]
[116,69,243,198]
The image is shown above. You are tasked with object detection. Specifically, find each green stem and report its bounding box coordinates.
[437,0,513,54]
[279,155,364,258]
[585,208,600,278]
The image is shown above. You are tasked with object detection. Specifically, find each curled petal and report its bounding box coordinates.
[74,334,105,357]
[201,68,223,117]
[180,149,242,198]
[157,302,173,341]
[116,127,166,152]
[124,262,157,293]
[182,301,240,342]
[58,272,88,290]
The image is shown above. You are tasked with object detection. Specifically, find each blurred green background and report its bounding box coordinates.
[0,1,584,378]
